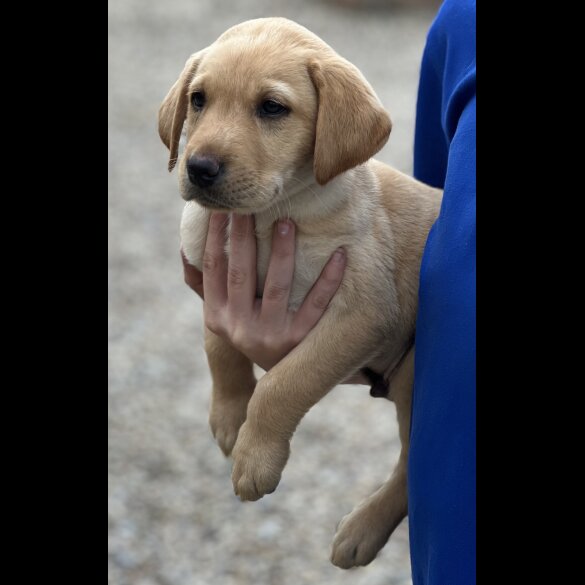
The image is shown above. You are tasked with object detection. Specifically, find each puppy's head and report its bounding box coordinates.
[158,18,391,212]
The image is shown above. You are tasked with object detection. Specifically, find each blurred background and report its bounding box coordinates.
[108,1,439,584]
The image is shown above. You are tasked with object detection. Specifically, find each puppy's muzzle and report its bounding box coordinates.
[187,155,223,189]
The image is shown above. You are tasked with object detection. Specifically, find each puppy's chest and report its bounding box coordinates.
[254,230,332,312]
[178,205,335,311]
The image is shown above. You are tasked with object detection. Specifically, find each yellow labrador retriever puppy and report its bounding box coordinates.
[159,17,442,568]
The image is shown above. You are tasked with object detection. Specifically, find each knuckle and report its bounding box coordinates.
[230,225,249,243]
[312,294,330,311]
[205,314,223,336]
[230,326,251,352]
[264,282,289,303]
[202,251,218,273]
[261,334,277,351]
[261,325,292,353]
[321,269,341,287]
[228,266,247,287]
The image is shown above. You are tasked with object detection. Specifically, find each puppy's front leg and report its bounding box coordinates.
[231,309,382,501]
[206,328,256,456]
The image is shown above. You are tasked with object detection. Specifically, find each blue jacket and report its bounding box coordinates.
[409,1,476,583]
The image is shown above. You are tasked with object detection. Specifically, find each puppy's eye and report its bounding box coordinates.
[191,91,206,110]
[259,100,288,118]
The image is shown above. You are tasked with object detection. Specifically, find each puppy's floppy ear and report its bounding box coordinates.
[158,52,203,172]
[308,57,392,185]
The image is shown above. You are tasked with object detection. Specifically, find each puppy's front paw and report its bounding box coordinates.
[231,423,290,501]
[331,503,391,569]
[209,392,252,457]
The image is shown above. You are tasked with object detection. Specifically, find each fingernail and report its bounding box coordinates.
[278,220,291,236]
[333,248,345,263]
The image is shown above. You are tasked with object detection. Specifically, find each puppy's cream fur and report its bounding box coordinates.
[159,17,442,568]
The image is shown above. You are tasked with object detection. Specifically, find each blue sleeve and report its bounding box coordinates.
[408,1,476,584]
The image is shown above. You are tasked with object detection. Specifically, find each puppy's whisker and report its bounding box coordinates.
[288,176,329,212]
[220,214,231,236]
[269,197,278,224]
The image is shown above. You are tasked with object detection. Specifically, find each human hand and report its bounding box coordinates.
[181,212,346,371]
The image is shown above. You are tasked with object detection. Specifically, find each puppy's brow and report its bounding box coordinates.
[189,74,209,92]
[262,81,295,103]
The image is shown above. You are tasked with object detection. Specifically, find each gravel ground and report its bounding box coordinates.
[108,1,437,584]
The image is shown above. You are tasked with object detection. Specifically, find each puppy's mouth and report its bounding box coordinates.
[181,182,283,214]
[186,190,234,211]
[180,179,235,210]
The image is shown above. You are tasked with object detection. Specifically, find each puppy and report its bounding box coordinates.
[159,17,442,568]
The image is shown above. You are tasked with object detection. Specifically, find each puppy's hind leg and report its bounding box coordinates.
[331,348,414,569]
[206,328,256,456]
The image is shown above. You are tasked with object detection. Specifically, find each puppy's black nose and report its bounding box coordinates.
[187,155,222,188]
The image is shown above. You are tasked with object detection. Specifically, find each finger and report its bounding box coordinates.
[227,213,257,317]
[202,212,229,310]
[181,248,204,299]
[260,220,295,323]
[293,247,346,335]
